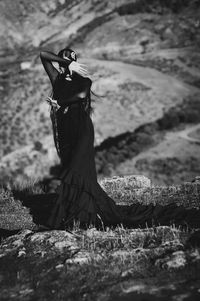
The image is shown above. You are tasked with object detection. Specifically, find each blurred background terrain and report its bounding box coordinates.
[0,0,200,186]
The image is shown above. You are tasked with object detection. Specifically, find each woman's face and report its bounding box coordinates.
[59,50,77,74]
[70,51,76,61]
[63,50,77,62]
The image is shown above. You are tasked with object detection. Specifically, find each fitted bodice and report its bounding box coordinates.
[52,73,92,107]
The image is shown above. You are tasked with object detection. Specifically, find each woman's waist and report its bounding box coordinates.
[48,96,87,115]
[63,100,86,109]
[57,101,86,115]
[54,96,86,107]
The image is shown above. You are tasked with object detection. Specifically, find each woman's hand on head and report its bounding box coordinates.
[69,61,89,77]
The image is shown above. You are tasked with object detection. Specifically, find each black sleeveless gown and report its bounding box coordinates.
[45,73,200,230]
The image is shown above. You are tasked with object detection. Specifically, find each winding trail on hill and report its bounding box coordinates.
[139,47,200,78]
[84,57,200,145]
[178,123,200,144]
[84,58,200,94]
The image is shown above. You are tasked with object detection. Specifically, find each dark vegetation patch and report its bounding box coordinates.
[115,0,200,15]
[69,13,114,47]
[94,93,200,176]
[124,58,200,88]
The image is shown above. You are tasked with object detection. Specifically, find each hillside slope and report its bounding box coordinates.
[0,0,200,185]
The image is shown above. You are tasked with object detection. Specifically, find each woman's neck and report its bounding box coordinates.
[60,69,72,81]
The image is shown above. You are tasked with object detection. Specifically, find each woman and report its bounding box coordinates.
[39,48,200,231]
[40,48,123,230]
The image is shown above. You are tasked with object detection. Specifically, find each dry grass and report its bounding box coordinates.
[70,222,187,255]
[0,178,200,300]
[0,220,198,301]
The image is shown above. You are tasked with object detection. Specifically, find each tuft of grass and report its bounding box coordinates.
[0,179,44,230]
[68,222,187,255]
[5,178,45,196]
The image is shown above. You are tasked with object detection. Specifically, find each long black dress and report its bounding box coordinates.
[46,73,200,230]
[46,73,123,229]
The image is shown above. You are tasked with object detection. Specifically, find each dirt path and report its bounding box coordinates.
[83,58,199,94]
[82,57,200,145]
[140,47,200,78]
[178,123,200,144]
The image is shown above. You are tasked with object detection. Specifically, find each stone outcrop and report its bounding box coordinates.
[0,173,200,300]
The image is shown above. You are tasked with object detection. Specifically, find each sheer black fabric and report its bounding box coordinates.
[45,74,200,230]
[53,73,92,108]
[40,51,71,85]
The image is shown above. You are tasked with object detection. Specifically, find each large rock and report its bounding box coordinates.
[155,250,186,270]
[0,229,79,259]
[100,174,151,190]
[99,174,151,204]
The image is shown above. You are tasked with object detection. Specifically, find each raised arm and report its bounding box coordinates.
[40,51,71,85]
[40,51,89,86]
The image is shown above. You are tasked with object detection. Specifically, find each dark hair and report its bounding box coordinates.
[57,48,77,67]
[48,48,104,158]
[57,47,97,116]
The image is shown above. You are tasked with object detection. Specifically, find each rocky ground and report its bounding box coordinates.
[1,226,200,301]
[0,175,200,301]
